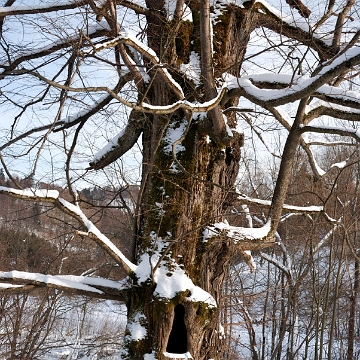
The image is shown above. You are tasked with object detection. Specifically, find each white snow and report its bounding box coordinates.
[305,99,360,116]
[164,121,187,154]
[92,129,126,162]
[224,63,360,105]
[144,352,157,360]
[180,52,201,85]
[0,270,104,294]
[165,0,192,21]
[318,47,360,76]
[331,160,347,169]
[128,312,147,341]
[135,238,217,307]
[163,351,193,359]
[237,193,324,213]
[204,219,271,244]
[0,186,59,199]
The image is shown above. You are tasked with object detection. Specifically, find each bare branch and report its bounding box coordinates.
[54,73,133,132]
[0,27,109,78]
[301,124,360,142]
[9,68,228,115]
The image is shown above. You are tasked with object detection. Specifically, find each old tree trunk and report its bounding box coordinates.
[122,3,254,359]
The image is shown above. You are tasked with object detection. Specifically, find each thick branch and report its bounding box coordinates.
[305,102,360,123]
[0,271,130,300]
[204,220,274,251]
[301,125,360,142]
[268,98,309,231]
[199,0,227,142]
[89,110,145,170]
[225,47,360,108]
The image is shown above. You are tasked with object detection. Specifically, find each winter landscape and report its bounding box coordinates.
[0,0,359,359]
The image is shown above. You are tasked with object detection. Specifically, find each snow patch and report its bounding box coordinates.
[128,312,147,341]
[92,129,125,163]
[180,52,201,85]
[165,0,192,21]
[163,351,193,359]
[0,186,59,199]
[164,121,187,154]
[204,219,271,244]
[134,236,217,307]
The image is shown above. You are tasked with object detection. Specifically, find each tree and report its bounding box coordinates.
[0,0,359,358]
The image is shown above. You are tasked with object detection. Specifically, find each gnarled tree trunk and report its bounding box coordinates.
[121,3,249,358]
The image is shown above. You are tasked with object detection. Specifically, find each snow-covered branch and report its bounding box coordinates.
[0,186,136,275]
[0,271,131,300]
[225,46,360,107]
[89,31,185,100]
[301,125,360,142]
[236,194,324,214]
[304,100,360,124]
[204,220,273,251]
[89,110,145,169]
[0,0,148,18]
[10,68,228,115]
[0,1,88,17]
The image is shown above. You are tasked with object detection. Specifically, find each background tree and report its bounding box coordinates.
[0,0,359,359]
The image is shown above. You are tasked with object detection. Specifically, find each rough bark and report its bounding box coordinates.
[120,4,247,358]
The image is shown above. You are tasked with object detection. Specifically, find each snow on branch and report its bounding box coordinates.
[0,1,88,17]
[0,271,130,299]
[301,124,360,142]
[304,100,360,123]
[0,0,147,18]
[225,45,360,107]
[14,68,227,115]
[236,194,324,214]
[89,110,145,169]
[203,219,273,251]
[0,186,137,275]
[88,31,185,100]
[0,283,35,294]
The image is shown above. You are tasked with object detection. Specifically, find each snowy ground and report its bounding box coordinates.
[0,297,127,360]
[44,300,127,360]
